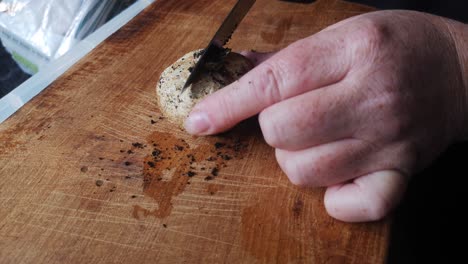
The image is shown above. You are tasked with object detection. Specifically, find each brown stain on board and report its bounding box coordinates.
[132,129,249,220]
[132,133,192,219]
[241,187,312,262]
[206,183,222,195]
[0,116,54,155]
[260,16,293,44]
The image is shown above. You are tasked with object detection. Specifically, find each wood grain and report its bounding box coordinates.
[0,0,388,263]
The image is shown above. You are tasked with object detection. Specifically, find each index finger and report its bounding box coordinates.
[184,32,351,135]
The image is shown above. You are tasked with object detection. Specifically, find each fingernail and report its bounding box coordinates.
[184,111,211,135]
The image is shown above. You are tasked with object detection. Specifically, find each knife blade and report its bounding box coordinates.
[181,0,256,93]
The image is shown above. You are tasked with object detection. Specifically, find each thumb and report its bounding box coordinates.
[324,170,408,222]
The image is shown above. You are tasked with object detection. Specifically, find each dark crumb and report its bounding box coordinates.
[187,181,191,185]
[210,191,215,195]
[98,157,104,160]
[232,139,244,152]
[211,167,219,176]
[101,168,104,171]
[120,150,125,153]
[149,115,153,118]
[95,180,104,187]
[157,177,163,181]
[187,154,195,162]
[152,149,162,157]
[201,167,206,171]
[110,189,115,192]
[127,150,134,154]
[204,176,214,181]
[151,119,156,124]
[220,154,231,161]
[214,142,226,149]
[124,161,132,166]
[106,178,110,181]
[188,66,194,72]
[131,195,137,198]
[206,156,216,161]
[158,116,165,120]
[174,145,184,151]
[293,199,304,217]
[162,224,167,228]
[147,161,155,168]
[132,142,145,149]
[186,171,196,177]
[120,140,124,142]
[80,166,88,173]
[125,176,131,179]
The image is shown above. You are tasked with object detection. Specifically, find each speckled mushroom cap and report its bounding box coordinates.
[156,49,253,129]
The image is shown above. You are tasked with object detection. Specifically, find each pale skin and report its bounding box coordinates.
[184,10,468,222]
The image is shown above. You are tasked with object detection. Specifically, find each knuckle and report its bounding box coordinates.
[275,151,308,187]
[286,165,308,187]
[351,17,390,55]
[258,110,282,148]
[254,61,285,105]
[364,195,392,221]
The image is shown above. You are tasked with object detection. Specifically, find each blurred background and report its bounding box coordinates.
[0,0,136,98]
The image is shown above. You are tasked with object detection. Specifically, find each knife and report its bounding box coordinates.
[181,0,256,93]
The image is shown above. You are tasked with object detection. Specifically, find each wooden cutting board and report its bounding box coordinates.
[0,0,389,263]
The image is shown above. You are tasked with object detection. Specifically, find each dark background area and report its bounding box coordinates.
[1,1,467,263]
[386,143,467,263]
[0,47,30,98]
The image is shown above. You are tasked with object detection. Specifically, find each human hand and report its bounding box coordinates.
[184,10,468,222]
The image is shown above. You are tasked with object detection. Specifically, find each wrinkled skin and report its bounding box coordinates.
[184,10,468,222]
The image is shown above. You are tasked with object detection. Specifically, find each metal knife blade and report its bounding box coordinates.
[181,0,256,93]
